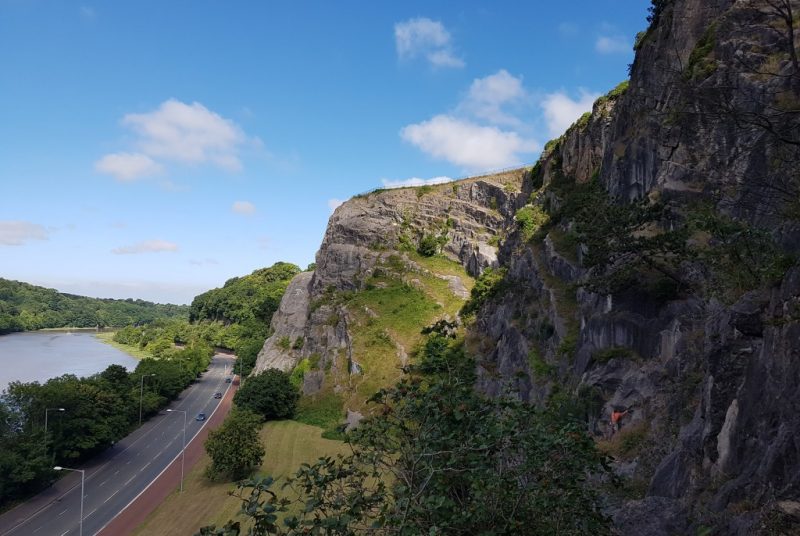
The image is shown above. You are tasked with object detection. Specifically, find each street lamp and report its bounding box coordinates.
[53,466,84,536]
[139,373,156,426]
[44,408,65,459]
[166,409,187,492]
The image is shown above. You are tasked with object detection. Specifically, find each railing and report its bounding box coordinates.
[353,164,531,198]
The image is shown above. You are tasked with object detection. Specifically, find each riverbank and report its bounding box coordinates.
[95,332,154,360]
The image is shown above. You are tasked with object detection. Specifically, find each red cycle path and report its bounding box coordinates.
[98,377,237,536]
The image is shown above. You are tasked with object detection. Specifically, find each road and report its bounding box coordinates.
[0,354,235,536]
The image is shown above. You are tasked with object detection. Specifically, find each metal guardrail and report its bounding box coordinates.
[353,164,531,198]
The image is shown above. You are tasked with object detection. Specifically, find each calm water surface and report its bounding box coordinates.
[0,331,138,392]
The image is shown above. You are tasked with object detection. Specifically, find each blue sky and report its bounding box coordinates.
[0,1,649,304]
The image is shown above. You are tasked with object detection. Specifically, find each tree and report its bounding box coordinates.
[201,337,611,535]
[233,369,298,420]
[204,408,265,480]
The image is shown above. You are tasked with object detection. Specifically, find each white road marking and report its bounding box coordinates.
[99,479,108,487]
[113,470,119,475]
[103,489,119,503]
[32,525,43,533]
[60,531,69,536]
[124,475,135,486]
[58,509,68,516]
[140,462,151,472]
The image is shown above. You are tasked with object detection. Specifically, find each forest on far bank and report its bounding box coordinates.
[0,278,188,335]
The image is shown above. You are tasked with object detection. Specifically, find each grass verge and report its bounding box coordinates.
[132,420,348,536]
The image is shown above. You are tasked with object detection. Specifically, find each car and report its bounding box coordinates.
[225,377,232,383]
[196,412,206,421]
[214,392,222,399]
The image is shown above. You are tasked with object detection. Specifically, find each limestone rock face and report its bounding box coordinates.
[253,171,523,388]
[253,271,313,373]
[252,1,800,532]
[470,0,800,532]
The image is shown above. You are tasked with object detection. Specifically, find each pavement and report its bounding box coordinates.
[0,354,237,536]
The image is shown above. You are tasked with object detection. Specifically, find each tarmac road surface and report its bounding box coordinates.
[0,354,235,536]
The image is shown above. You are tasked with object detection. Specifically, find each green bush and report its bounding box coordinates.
[233,369,299,420]
[204,408,264,481]
[528,348,555,380]
[515,205,549,242]
[592,346,634,364]
[460,267,508,316]
[417,234,440,257]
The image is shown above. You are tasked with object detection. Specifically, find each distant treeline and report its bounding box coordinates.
[0,278,189,335]
[117,262,303,378]
[0,341,213,508]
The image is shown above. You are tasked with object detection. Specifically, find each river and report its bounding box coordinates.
[0,331,139,392]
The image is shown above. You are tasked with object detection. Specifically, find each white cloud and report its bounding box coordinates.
[123,99,246,170]
[540,90,599,137]
[94,152,163,181]
[400,115,538,170]
[381,176,453,189]
[394,17,464,68]
[558,22,579,37]
[427,50,465,68]
[0,221,49,246]
[595,35,630,54]
[112,239,179,255]
[231,201,256,215]
[96,99,254,181]
[459,69,526,126]
[327,198,345,213]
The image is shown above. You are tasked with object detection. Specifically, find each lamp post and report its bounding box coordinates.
[53,466,84,536]
[166,409,187,492]
[138,373,156,426]
[44,407,65,459]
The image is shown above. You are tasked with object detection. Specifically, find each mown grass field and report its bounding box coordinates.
[133,420,348,536]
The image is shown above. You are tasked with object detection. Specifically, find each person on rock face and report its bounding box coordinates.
[610,408,629,435]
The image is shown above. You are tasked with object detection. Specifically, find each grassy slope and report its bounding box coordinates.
[133,420,348,535]
[94,331,155,360]
[297,252,473,433]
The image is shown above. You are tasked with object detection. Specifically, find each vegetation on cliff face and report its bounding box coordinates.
[0,277,188,335]
[294,251,475,437]
[200,332,610,536]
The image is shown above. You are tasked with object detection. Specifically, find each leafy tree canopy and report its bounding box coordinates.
[0,278,188,335]
[233,369,299,421]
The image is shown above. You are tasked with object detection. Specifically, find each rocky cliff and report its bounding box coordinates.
[255,0,800,532]
[254,171,523,418]
[472,0,800,533]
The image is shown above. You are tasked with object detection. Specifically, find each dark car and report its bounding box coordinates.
[225,377,232,383]
[214,392,222,399]
[196,412,206,421]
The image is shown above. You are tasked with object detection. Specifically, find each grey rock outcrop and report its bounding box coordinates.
[472,0,800,532]
[254,171,524,391]
[253,271,313,373]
